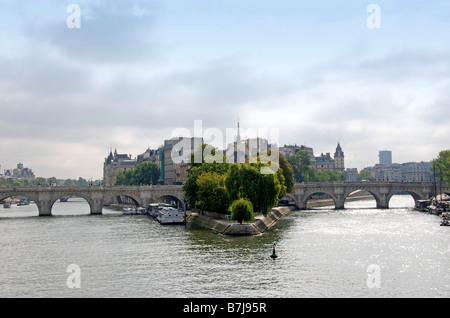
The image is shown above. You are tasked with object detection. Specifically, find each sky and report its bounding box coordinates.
[0,0,449,179]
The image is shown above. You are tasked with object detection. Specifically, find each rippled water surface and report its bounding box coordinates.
[0,196,448,297]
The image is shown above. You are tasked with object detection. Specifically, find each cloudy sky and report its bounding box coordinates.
[0,0,449,179]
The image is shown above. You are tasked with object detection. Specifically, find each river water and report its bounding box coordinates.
[0,195,448,298]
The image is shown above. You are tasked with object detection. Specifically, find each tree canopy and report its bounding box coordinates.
[230,198,254,224]
[115,161,160,185]
[357,169,375,182]
[183,145,289,216]
[434,150,450,185]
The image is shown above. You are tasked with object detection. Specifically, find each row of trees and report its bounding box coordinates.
[115,162,160,186]
[183,144,295,224]
[0,176,94,188]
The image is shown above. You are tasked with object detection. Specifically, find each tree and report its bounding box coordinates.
[224,163,281,216]
[195,172,229,213]
[230,198,254,224]
[183,160,230,208]
[315,170,345,182]
[278,152,295,194]
[115,162,160,186]
[287,150,316,182]
[434,150,450,185]
[357,169,375,181]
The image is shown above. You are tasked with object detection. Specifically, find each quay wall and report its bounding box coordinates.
[187,194,377,236]
[187,206,292,236]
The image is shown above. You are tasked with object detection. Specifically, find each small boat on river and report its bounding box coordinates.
[156,207,184,225]
[3,202,11,208]
[440,213,450,226]
[414,200,431,212]
[123,207,147,215]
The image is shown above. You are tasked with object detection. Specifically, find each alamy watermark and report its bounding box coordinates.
[366,4,381,29]
[366,264,381,289]
[170,120,279,174]
[66,264,81,289]
[66,4,81,29]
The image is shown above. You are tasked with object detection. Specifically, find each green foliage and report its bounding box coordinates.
[357,169,375,181]
[189,143,226,167]
[434,150,450,185]
[230,198,254,224]
[286,150,345,182]
[315,170,345,182]
[195,172,229,213]
[278,152,294,194]
[183,161,230,208]
[0,176,93,187]
[115,161,160,185]
[224,163,281,216]
[287,150,316,182]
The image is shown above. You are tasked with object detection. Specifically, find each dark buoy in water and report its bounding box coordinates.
[270,243,278,259]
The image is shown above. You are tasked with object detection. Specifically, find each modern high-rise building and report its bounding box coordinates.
[379,150,392,166]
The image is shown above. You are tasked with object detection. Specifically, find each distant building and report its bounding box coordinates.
[379,150,392,166]
[161,137,204,185]
[313,143,345,173]
[225,121,277,164]
[3,162,35,180]
[280,143,345,173]
[103,149,137,186]
[365,161,432,182]
[346,168,358,182]
[279,144,314,160]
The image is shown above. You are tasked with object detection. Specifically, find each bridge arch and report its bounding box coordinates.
[302,190,338,209]
[386,189,423,208]
[0,193,39,216]
[50,194,93,216]
[115,194,141,207]
[342,189,383,209]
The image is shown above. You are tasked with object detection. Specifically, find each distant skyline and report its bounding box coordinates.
[0,1,449,179]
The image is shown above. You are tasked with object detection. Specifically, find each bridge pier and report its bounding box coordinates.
[37,200,52,216]
[90,192,104,215]
[90,199,103,215]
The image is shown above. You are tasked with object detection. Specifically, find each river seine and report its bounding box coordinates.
[0,195,448,298]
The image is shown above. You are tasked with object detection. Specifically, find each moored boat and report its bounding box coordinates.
[123,207,136,215]
[440,213,450,226]
[123,207,147,215]
[414,200,431,212]
[148,203,174,218]
[3,202,11,208]
[156,207,184,225]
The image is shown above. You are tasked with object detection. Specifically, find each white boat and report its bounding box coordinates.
[123,207,147,215]
[148,203,173,218]
[156,207,184,225]
[137,207,147,214]
[123,207,136,215]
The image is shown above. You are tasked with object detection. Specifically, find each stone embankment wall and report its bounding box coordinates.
[187,206,292,236]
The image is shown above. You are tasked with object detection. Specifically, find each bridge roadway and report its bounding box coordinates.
[0,185,185,216]
[286,181,449,210]
[0,182,447,216]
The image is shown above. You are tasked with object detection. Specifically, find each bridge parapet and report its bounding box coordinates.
[0,185,185,216]
[286,181,449,210]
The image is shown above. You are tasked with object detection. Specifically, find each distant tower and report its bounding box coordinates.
[236,119,241,143]
[379,150,392,165]
[334,143,345,172]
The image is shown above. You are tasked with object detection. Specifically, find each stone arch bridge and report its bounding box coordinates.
[1,182,448,216]
[0,185,185,216]
[285,182,449,210]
